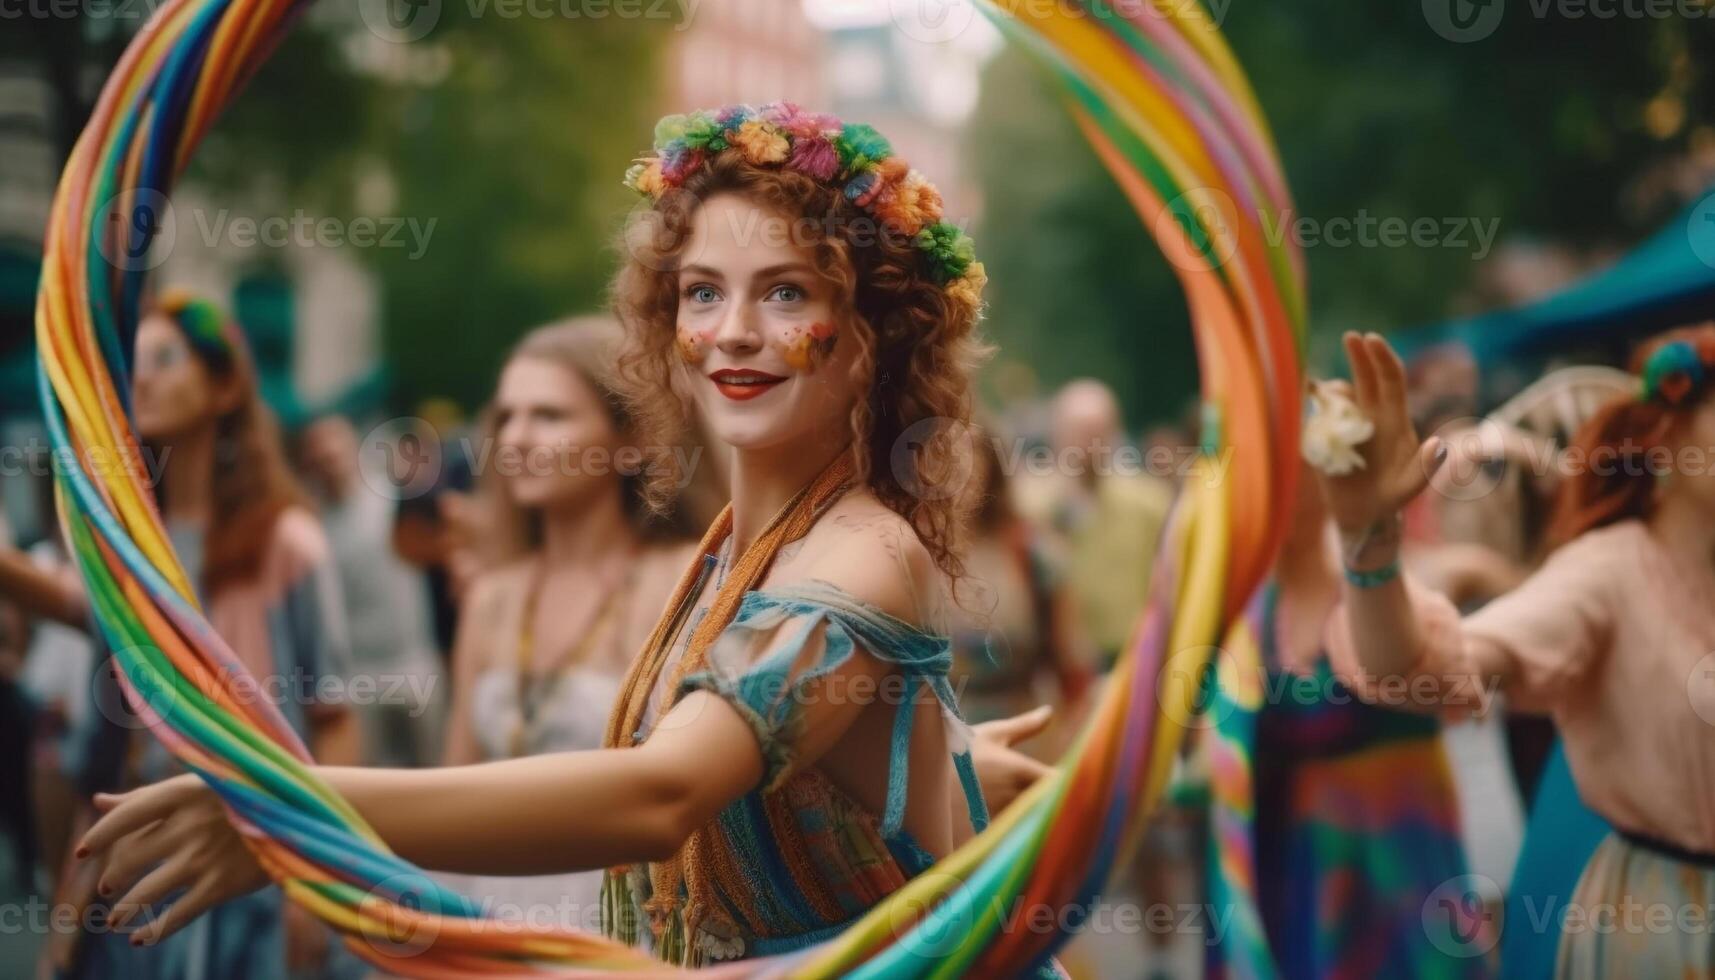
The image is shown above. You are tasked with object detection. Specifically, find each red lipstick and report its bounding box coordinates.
[709,368,786,401]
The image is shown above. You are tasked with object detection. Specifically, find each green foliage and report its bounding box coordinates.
[969,5,1715,425]
[968,48,1194,429]
[362,14,666,410]
[11,10,669,414]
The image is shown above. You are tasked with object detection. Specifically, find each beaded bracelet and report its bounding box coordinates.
[1343,559,1401,589]
[1340,512,1402,589]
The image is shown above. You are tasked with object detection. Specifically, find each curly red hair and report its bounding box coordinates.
[610,152,990,576]
[1548,322,1715,547]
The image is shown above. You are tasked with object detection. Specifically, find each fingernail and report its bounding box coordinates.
[1435,444,1448,463]
[98,882,110,896]
[74,845,88,859]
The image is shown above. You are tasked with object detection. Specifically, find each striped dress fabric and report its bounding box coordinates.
[602,579,988,964]
[1205,583,1493,980]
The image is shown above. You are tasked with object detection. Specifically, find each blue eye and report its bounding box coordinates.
[768,284,805,303]
[686,284,720,304]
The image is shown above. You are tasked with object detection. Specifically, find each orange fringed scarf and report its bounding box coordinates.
[600,448,858,960]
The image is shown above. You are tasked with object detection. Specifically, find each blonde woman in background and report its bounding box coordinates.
[438,317,698,931]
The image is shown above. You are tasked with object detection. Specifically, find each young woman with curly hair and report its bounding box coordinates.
[77,103,1027,966]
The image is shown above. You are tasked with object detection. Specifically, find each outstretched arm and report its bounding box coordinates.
[0,545,88,630]
[77,688,764,944]
[319,688,761,873]
[1317,333,1522,696]
[78,602,912,945]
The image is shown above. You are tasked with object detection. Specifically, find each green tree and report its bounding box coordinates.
[365,13,667,410]
[969,6,1715,426]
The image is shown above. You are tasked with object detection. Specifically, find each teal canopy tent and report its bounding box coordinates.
[1399,185,1715,362]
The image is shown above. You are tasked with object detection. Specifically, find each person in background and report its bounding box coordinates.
[1014,379,1183,977]
[1201,459,1488,979]
[1017,378,1173,671]
[9,461,99,892]
[947,426,1091,728]
[62,289,358,980]
[390,399,476,659]
[298,413,444,768]
[1320,327,1715,978]
[0,507,37,892]
[436,317,696,932]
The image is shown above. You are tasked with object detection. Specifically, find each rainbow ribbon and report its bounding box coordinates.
[37,0,1304,974]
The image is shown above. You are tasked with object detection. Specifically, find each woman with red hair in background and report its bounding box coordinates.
[64,290,358,980]
[1315,326,1715,977]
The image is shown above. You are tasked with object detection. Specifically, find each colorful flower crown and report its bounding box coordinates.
[623,102,985,305]
[156,286,240,364]
[1639,333,1715,406]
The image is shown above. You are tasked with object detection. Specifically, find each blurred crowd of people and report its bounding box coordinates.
[0,295,1180,978]
[1,291,1709,980]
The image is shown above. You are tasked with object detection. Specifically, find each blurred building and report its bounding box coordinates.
[0,27,387,432]
[0,64,58,412]
[668,0,827,111]
[819,21,989,228]
[0,57,70,542]
[664,1,991,228]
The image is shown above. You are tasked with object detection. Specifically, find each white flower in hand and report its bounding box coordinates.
[1302,381,1375,476]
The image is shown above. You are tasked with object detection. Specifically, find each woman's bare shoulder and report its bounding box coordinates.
[782,491,941,627]
[461,559,532,624]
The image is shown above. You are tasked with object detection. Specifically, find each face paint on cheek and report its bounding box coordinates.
[779,321,840,374]
[676,326,714,364]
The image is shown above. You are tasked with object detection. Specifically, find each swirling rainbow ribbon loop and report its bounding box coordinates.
[796,4,1304,975]
[37,0,1304,975]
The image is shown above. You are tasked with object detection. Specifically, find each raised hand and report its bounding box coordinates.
[969,705,1055,813]
[1315,332,1447,541]
[76,773,270,945]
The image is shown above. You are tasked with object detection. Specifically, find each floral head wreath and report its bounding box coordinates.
[155,286,243,366]
[1638,332,1715,407]
[623,102,985,306]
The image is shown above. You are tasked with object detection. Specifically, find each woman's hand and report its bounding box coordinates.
[1317,332,1447,541]
[969,706,1055,813]
[76,773,270,945]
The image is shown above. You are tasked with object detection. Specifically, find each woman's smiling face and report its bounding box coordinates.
[675,192,863,453]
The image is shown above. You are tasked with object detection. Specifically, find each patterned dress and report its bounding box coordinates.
[1206,583,1490,980]
[1328,520,1715,979]
[603,564,988,963]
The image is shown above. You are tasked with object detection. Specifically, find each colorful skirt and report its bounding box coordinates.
[1555,831,1715,979]
[1206,583,1492,980]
